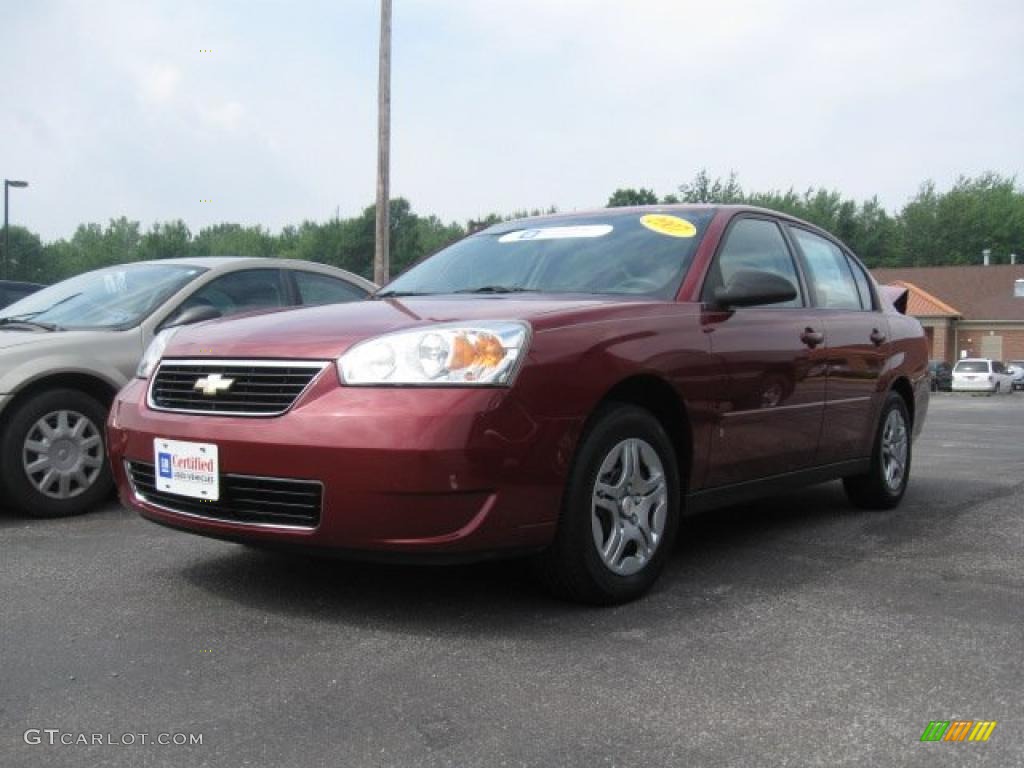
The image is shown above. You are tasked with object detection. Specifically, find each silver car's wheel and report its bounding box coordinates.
[880,408,908,493]
[22,409,105,500]
[591,437,668,576]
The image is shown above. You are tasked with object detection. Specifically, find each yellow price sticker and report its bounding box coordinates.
[640,214,697,238]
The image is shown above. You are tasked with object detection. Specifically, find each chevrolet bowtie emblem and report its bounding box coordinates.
[194,373,235,396]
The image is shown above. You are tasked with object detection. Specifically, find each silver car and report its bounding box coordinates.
[0,257,375,517]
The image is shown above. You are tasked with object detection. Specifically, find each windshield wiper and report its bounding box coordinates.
[0,317,62,331]
[454,285,536,294]
[372,289,435,299]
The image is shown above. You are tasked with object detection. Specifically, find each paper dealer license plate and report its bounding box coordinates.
[154,438,220,501]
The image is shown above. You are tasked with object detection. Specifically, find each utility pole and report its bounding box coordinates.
[373,0,392,286]
[3,179,29,280]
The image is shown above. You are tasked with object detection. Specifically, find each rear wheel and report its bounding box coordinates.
[0,389,112,517]
[843,392,911,510]
[535,404,680,605]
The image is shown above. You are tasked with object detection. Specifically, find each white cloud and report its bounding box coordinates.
[200,101,246,132]
[1,0,1021,240]
[140,64,181,104]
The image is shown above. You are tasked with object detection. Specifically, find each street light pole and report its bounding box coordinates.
[3,179,29,280]
[373,0,392,286]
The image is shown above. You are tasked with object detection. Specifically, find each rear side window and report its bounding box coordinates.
[292,271,367,306]
[702,218,803,308]
[790,228,863,310]
[845,255,874,309]
[954,361,990,373]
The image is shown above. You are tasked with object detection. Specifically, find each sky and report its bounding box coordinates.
[1,0,1022,242]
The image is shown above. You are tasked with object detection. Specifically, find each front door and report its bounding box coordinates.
[701,216,827,487]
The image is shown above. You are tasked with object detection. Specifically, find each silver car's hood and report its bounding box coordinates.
[0,328,124,351]
[0,328,145,403]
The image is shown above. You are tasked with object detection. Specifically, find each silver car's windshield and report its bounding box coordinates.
[0,264,205,330]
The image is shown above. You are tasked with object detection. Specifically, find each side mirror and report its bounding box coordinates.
[161,304,222,329]
[714,269,798,309]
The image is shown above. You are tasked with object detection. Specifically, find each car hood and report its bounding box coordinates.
[0,328,122,352]
[164,295,675,359]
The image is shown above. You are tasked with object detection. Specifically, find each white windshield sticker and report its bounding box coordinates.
[499,225,613,243]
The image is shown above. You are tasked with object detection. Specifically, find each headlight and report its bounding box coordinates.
[136,328,178,378]
[339,322,529,386]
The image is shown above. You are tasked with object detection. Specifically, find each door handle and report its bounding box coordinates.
[800,328,824,348]
[870,328,887,346]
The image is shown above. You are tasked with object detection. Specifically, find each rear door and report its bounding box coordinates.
[787,227,887,464]
[701,215,827,486]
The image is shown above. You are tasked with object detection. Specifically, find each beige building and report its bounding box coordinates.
[872,265,1024,364]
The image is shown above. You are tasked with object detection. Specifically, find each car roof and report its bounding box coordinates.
[114,257,376,289]
[956,358,992,363]
[486,204,847,243]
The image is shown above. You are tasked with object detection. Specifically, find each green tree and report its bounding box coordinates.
[139,220,191,261]
[607,188,659,207]
[191,223,276,258]
[2,226,46,282]
[677,170,744,203]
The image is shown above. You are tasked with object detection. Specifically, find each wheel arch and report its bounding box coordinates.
[0,372,120,431]
[590,374,694,491]
[889,376,915,426]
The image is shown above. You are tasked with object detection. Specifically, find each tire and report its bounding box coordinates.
[0,388,112,518]
[534,403,680,605]
[842,392,911,510]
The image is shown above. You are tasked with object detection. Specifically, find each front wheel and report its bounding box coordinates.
[843,392,911,510]
[535,404,680,605]
[0,388,112,517]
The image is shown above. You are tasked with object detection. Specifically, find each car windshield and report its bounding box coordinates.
[379,211,714,299]
[0,263,205,330]
[954,361,990,373]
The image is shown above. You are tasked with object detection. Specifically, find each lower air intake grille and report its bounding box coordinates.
[128,461,321,527]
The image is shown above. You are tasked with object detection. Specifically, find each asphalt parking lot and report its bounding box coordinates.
[2,393,1022,767]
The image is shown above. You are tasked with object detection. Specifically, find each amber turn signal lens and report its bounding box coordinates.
[450,333,506,371]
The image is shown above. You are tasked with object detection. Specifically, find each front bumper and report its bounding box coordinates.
[108,375,573,557]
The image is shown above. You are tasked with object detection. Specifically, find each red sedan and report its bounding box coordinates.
[107,206,929,604]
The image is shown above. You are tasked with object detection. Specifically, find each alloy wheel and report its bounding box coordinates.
[591,438,668,576]
[880,409,908,493]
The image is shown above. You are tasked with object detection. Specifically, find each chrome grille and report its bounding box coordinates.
[128,461,321,527]
[149,360,326,416]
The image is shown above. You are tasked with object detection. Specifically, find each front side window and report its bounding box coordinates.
[178,269,285,318]
[379,211,715,299]
[790,228,863,311]
[702,217,803,308]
